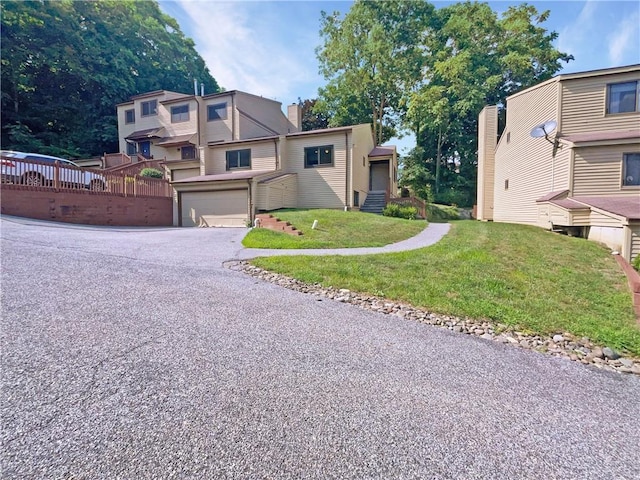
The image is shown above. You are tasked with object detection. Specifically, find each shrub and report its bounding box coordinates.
[427,203,460,222]
[633,254,640,272]
[140,168,164,179]
[383,203,418,220]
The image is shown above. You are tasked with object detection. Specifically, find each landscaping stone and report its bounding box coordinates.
[231,261,640,376]
[603,347,620,360]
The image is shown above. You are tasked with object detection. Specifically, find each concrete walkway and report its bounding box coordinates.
[235,222,451,259]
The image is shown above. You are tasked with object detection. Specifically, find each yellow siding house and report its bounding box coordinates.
[477,64,640,261]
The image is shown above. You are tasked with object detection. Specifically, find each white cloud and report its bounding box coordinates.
[557,0,598,62]
[607,10,640,65]
[175,1,321,103]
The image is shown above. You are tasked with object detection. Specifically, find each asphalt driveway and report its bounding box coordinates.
[1,216,639,479]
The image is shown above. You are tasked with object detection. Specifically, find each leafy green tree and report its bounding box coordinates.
[297,98,329,131]
[1,0,218,158]
[316,0,435,145]
[404,1,572,205]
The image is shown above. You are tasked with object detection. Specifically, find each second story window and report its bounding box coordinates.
[171,104,189,123]
[208,102,228,121]
[623,153,640,186]
[141,99,157,117]
[305,145,334,168]
[607,81,639,114]
[226,149,251,170]
[125,109,135,124]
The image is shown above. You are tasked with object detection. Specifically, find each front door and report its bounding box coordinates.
[139,141,151,158]
[369,161,389,191]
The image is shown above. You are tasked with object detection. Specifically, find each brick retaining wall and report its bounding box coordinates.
[1,185,172,226]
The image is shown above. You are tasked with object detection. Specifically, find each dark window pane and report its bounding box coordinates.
[226,149,250,170]
[624,153,640,186]
[608,82,637,114]
[208,102,227,120]
[171,104,189,123]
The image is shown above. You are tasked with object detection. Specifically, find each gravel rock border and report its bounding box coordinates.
[229,261,640,376]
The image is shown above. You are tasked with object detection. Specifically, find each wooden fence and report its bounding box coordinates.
[1,157,171,198]
[388,196,427,219]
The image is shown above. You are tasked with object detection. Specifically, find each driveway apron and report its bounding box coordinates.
[1,216,639,479]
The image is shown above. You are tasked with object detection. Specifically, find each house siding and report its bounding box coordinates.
[560,70,640,134]
[589,209,624,228]
[206,141,278,175]
[256,174,298,211]
[171,167,200,182]
[203,93,234,143]
[572,144,640,196]
[493,79,560,225]
[235,92,289,138]
[283,131,349,209]
[351,125,376,207]
[631,223,640,261]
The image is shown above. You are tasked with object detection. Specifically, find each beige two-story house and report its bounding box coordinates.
[115,89,397,226]
[477,64,640,261]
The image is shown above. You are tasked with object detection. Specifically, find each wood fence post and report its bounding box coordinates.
[53,161,60,189]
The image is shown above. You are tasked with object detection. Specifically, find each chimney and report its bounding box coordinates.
[201,83,204,96]
[287,103,302,133]
[476,105,497,221]
[194,79,198,96]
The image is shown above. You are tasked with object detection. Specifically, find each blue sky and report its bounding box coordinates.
[159,0,640,153]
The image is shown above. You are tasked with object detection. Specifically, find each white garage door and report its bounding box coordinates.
[181,189,248,227]
[172,168,201,181]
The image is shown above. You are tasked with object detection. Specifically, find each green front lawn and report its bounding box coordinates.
[250,221,640,356]
[242,209,426,249]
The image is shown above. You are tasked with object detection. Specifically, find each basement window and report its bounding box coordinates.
[353,191,360,207]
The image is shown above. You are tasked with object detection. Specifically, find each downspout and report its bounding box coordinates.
[231,94,236,140]
[247,179,253,225]
[273,138,279,170]
[345,131,350,210]
[195,96,201,148]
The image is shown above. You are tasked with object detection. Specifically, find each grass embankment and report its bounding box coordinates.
[251,220,640,355]
[242,209,426,249]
